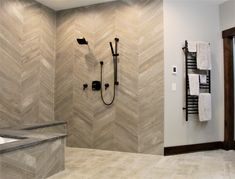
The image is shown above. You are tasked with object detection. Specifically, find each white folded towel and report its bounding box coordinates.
[200,75,207,84]
[188,41,197,52]
[199,93,212,122]
[188,74,199,96]
[196,42,211,70]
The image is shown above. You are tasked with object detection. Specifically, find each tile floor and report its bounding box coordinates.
[48,147,235,179]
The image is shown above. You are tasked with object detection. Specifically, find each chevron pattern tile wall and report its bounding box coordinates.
[55,0,164,155]
[0,139,64,179]
[0,0,163,155]
[0,0,56,128]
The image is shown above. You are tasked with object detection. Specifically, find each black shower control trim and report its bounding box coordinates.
[83,84,88,90]
[92,81,101,91]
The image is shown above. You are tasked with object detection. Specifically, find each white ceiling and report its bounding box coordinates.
[35,0,117,11]
[36,0,228,11]
[168,0,228,4]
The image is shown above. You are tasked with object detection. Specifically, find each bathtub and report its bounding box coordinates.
[0,127,66,178]
[0,136,18,144]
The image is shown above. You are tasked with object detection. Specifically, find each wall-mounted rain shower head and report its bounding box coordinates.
[77,38,88,45]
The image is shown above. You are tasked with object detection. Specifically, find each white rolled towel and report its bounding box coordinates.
[196,42,211,70]
[0,137,5,144]
[188,74,199,96]
[199,93,212,122]
[200,75,207,84]
[188,41,197,52]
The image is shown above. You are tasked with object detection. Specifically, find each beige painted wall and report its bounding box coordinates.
[164,0,224,147]
[0,0,56,128]
[219,0,235,31]
[55,0,164,155]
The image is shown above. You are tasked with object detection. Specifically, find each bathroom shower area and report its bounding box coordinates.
[55,0,164,154]
[2,0,235,178]
[0,0,164,158]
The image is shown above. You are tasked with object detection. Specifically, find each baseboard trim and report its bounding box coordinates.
[164,142,224,156]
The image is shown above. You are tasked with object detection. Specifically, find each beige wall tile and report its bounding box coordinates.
[55,0,164,155]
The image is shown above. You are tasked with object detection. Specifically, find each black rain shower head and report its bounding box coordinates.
[77,38,88,45]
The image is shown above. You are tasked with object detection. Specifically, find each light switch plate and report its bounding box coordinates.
[172,83,176,91]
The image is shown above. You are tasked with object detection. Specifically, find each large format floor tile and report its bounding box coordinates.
[48,147,235,179]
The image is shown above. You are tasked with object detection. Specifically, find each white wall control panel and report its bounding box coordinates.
[172,66,177,75]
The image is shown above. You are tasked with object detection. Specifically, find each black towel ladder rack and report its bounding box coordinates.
[182,40,211,121]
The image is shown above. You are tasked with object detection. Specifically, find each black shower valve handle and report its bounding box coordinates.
[83,84,88,90]
[105,83,109,90]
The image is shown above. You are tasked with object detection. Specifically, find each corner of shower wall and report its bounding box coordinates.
[21,1,56,125]
[0,0,56,128]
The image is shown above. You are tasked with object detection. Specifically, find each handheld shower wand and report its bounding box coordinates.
[100,38,119,106]
[109,42,115,56]
[109,38,119,85]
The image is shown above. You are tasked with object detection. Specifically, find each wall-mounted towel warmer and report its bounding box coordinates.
[182,40,211,121]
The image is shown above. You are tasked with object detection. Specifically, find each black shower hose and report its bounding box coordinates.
[100,61,116,106]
